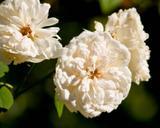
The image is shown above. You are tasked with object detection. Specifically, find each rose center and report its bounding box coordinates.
[88,69,101,79]
[20,25,32,37]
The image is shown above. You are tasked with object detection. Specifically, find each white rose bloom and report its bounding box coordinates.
[105,8,150,84]
[0,0,62,64]
[54,22,131,118]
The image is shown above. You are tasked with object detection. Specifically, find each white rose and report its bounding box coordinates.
[0,0,62,64]
[54,22,131,118]
[105,8,150,84]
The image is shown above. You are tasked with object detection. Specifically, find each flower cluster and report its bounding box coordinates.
[0,0,150,118]
[54,8,150,117]
[54,25,131,118]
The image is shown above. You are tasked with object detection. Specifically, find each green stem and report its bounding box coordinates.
[22,63,36,86]
[14,70,54,98]
[0,82,13,89]
[14,63,36,95]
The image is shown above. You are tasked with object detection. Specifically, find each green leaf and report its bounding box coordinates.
[0,86,14,111]
[55,94,64,118]
[99,0,122,14]
[0,61,9,78]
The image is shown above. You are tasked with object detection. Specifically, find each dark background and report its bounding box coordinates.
[0,0,160,128]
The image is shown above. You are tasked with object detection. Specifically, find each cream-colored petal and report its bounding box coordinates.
[105,8,150,84]
[38,18,59,27]
[54,23,131,118]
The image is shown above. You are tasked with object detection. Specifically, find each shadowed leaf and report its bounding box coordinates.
[0,61,9,78]
[99,0,122,14]
[0,86,14,111]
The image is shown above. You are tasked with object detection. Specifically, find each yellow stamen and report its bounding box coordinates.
[88,69,101,79]
[20,25,32,37]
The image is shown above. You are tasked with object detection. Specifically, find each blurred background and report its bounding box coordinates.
[0,0,160,127]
